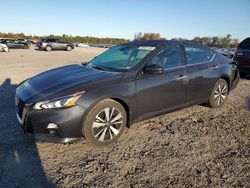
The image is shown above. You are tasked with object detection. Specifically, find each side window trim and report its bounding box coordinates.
[163,64,185,72]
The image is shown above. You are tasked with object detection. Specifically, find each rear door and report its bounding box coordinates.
[51,39,60,49]
[15,40,25,48]
[136,45,187,117]
[47,39,58,49]
[57,39,66,49]
[6,39,16,48]
[183,44,218,103]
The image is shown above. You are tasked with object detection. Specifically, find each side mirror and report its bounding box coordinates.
[144,64,164,74]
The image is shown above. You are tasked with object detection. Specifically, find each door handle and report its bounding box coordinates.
[212,65,218,69]
[176,75,187,80]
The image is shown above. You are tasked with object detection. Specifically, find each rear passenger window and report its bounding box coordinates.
[184,46,208,65]
[147,46,182,69]
[47,39,56,42]
[205,48,215,60]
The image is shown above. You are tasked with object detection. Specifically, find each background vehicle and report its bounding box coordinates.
[233,37,250,76]
[216,48,234,59]
[15,40,239,146]
[0,38,30,49]
[76,43,90,48]
[17,38,31,47]
[37,38,74,51]
[0,43,9,52]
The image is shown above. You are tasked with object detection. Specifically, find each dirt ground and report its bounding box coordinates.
[0,47,249,187]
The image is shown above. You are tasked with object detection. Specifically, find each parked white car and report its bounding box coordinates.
[0,43,9,52]
[77,43,90,48]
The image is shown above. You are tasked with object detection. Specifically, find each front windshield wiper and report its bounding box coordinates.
[91,65,105,71]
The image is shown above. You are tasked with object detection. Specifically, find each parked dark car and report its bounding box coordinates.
[15,40,239,146]
[36,38,74,51]
[216,48,234,59]
[17,38,31,47]
[0,38,30,49]
[233,37,250,76]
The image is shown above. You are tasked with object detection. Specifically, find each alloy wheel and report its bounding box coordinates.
[67,46,72,51]
[92,107,123,142]
[214,82,228,106]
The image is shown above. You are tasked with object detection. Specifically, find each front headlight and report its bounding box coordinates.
[33,95,82,110]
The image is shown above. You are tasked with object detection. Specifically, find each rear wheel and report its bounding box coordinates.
[66,45,72,51]
[23,44,29,49]
[83,99,127,146]
[208,79,228,108]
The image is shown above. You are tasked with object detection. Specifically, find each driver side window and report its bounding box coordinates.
[147,46,182,69]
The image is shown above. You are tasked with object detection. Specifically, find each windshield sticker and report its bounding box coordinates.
[138,46,155,51]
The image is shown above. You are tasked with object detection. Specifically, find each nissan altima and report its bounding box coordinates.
[15,40,240,146]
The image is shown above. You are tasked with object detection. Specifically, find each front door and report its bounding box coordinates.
[136,45,187,118]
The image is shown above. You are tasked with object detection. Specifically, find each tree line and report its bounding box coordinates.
[134,32,239,48]
[0,32,240,48]
[134,32,164,40]
[192,34,239,48]
[0,32,129,44]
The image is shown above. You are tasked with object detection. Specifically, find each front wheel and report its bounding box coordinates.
[45,45,52,51]
[66,45,72,51]
[208,79,228,108]
[83,99,127,146]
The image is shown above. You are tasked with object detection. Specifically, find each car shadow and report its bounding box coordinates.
[0,78,54,187]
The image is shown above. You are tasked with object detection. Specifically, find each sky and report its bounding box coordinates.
[0,0,249,41]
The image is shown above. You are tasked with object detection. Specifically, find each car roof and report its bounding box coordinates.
[40,38,59,40]
[45,38,59,40]
[0,38,13,40]
[121,40,201,47]
[240,37,250,44]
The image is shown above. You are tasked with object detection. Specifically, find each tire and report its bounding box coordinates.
[66,45,72,51]
[208,78,228,108]
[45,45,52,51]
[82,99,127,146]
[23,44,29,49]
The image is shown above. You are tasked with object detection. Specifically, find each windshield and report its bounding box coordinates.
[89,46,154,71]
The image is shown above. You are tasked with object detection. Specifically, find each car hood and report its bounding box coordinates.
[17,64,123,103]
[0,43,8,48]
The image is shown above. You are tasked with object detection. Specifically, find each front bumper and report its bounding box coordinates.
[16,101,87,143]
[37,46,46,50]
[36,43,46,50]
